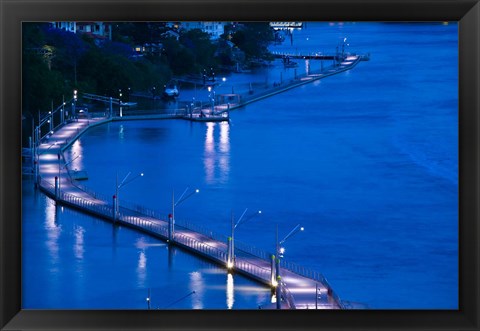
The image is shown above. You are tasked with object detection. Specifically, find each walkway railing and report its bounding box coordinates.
[30,53,371,309]
[44,170,343,302]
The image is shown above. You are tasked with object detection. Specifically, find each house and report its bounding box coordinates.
[50,22,112,41]
[181,22,227,40]
[133,42,164,57]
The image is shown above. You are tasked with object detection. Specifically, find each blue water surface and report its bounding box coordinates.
[23,22,458,309]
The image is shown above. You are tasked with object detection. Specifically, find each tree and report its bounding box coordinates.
[43,26,88,87]
[230,23,274,62]
[162,37,196,75]
[179,29,218,72]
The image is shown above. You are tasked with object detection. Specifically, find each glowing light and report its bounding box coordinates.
[204,123,215,183]
[189,271,205,309]
[226,273,234,309]
[219,122,230,153]
[227,261,234,269]
[136,251,147,287]
[279,247,285,254]
[74,226,85,260]
[45,200,60,263]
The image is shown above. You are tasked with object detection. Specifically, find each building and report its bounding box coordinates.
[269,22,303,30]
[133,42,163,58]
[50,22,112,41]
[181,22,227,40]
[51,22,76,33]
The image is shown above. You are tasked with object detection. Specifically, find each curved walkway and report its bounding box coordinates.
[34,117,344,310]
[31,55,370,309]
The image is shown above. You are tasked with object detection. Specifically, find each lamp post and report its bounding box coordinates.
[57,152,81,199]
[113,171,144,222]
[119,89,123,117]
[207,86,215,115]
[227,208,262,270]
[169,187,199,242]
[342,37,348,59]
[73,90,78,121]
[273,223,304,309]
[146,288,151,310]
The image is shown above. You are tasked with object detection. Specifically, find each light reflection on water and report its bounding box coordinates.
[226,273,234,309]
[74,225,85,260]
[45,200,60,264]
[189,271,205,309]
[204,122,231,184]
[136,250,147,288]
[23,23,458,309]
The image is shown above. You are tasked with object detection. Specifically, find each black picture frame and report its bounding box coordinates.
[1,0,479,330]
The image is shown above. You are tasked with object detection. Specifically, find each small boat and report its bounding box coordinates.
[163,81,179,99]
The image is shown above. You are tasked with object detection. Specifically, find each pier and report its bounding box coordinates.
[32,117,351,310]
[115,54,368,121]
[26,51,370,310]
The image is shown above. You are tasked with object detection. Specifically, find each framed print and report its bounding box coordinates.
[1,0,479,330]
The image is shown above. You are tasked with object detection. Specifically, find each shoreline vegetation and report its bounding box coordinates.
[22,22,278,118]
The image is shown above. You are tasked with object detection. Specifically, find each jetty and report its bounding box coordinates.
[31,117,358,310]
[25,51,371,309]
[118,53,368,120]
[176,54,370,120]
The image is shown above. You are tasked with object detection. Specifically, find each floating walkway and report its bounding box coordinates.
[116,54,367,121]
[33,117,351,310]
[29,52,370,309]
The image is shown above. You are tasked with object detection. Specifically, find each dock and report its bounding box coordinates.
[27,50,371,309]
[114,54,368,121]
[33,117,349,309]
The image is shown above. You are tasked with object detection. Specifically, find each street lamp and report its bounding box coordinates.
[227,208,262,270]
[272,223,304,309]
[57,152,81,199]
[113,171,144,222]
[169,187,200,242]
[342,37,349,59]
[119,89,123,117]
[146,288,151,310]
[72,90,78,121]
[207,85,215,115]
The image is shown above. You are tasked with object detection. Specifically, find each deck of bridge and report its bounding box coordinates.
[33,118,344,309]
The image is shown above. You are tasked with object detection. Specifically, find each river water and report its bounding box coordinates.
[22,22,458,309]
